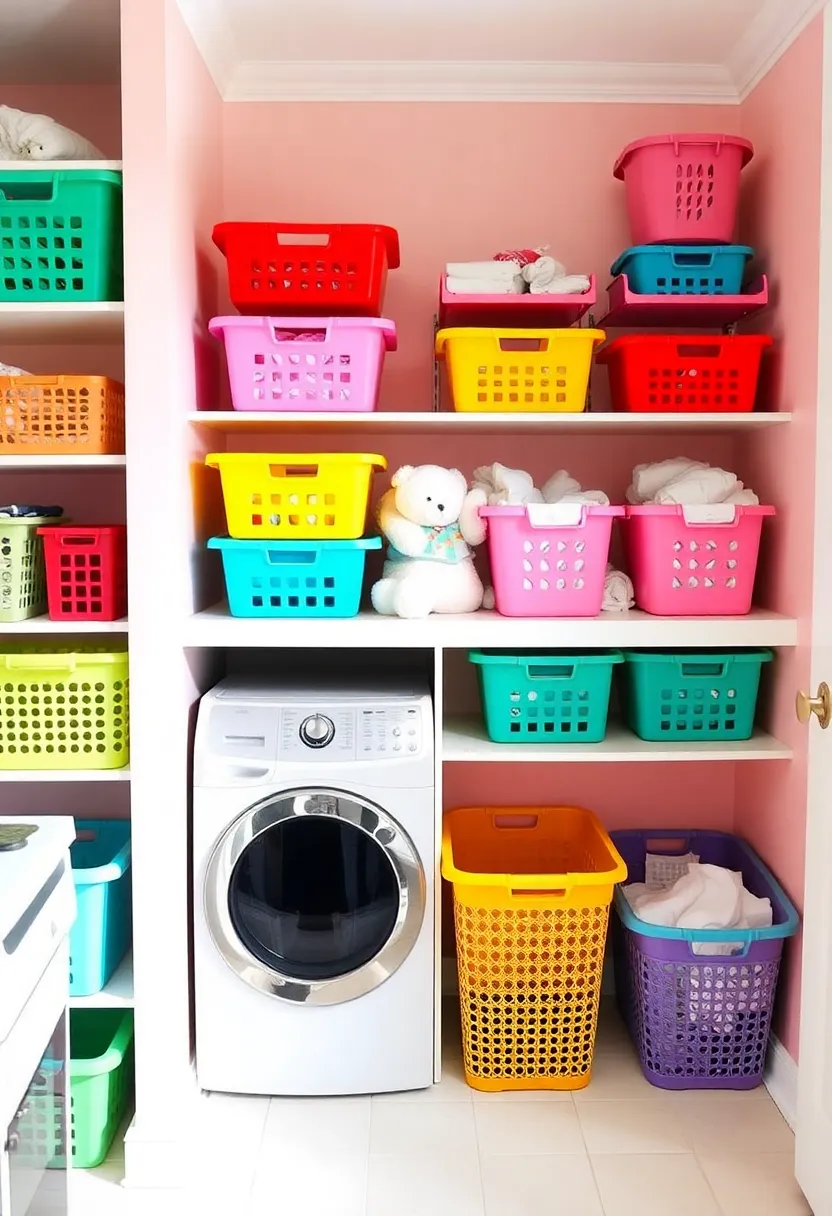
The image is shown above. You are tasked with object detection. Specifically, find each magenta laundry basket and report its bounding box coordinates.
[610,829,799,1090]
[481,504,623,617]
[623,504,774,616]
[613,134,754,245]
[208,316,396,412]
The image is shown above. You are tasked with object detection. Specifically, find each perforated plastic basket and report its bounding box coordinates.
[611,829,798,1089]
[209,315,396,412]
[470,649,623,743]
[69,819,132,997]
[442,805,627,1091]
[597,334,772,413]
[0,644,129,769]
[68,1010,134,1167]
[435,327,605,413]
[624,504,774,616]
[613,134,754,245]
[0,170,123,301]
[622,649,772,741]
[206,451,386,540]
[0,375,125,455]
[212,222,400,317]
[0,516,64,622]
[482,503,623,617]
[610,245,753,296]
[209,536,381,617]
[40,525,127,621]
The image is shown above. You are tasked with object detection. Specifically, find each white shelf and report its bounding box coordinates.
[69,952,133,1009]
[444,715,793,763]
[0,161,122,172]
[186,604,799,649]
[0,768,130,782]
[0,302,124,344]
[188,410,792,435]
[0,617,128,633]
[0,455,125,470]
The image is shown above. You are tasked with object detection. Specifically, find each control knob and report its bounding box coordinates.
[299,714,335,749]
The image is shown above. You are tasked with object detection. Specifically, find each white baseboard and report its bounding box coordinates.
[765,1034,798,1129]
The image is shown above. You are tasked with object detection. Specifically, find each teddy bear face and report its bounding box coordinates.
[393,465,468,528]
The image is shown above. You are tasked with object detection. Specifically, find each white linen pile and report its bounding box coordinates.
[445,249,591,296]
[522,257,591,297]
[626,458,760,506]
[445,260,525,296]
[0,106,105,161]
[471,463,610,507]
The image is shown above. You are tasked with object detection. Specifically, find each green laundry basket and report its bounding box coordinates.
[0,516,63,622]
[68,1008,134,1168]
[0,170,123,302]
[622,649,773,741]
[469,649,624,743]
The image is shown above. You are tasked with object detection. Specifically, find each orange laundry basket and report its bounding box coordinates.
[442,806,626,1092]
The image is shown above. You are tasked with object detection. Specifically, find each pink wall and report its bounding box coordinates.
[1,84,122,158]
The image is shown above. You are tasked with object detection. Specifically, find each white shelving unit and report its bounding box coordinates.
[0,455,127,470]
[0,768,130,782]
[69,952,134,1009]
[0,302,125,344]
[0,617,128,633]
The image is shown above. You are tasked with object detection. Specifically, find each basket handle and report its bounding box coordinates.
[495,336,549,352]
[669,251,716,269]
[274,229,333,248]
[265,549,319,566]
[525,662,576,679]
[3,654,77,672]
[267,320,330,343]
[268,463,319,478]
[57,533,97,547]
[0,178,56,203]
[643,835,693,853]
[674,343,723,359]
[679,660,730,677]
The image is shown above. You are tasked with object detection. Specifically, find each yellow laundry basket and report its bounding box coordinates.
[442,805,626,1091]
[435,328,605,413]
[205,452,386,540]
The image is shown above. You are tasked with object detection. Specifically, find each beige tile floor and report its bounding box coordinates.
[75,1000,812,1216]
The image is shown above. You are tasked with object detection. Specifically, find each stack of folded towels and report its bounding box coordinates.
[446,246,591,297]
[627,457,760,506]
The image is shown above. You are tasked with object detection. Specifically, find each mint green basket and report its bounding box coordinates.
[469,649,624,743]
[622,649,773,741]
[0,170,123,302]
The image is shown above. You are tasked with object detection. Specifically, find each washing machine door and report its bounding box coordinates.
[203,788,426,1006]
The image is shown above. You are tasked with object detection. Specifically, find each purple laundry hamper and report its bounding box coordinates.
[610,829,799,1090]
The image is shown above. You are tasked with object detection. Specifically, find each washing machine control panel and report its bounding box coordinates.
[359,705,422,758]
[277,704,423,761]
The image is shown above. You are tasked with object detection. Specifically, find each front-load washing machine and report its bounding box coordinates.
[193,675,435,1096]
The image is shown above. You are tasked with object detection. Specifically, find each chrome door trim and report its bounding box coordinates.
[203,787,426,1006]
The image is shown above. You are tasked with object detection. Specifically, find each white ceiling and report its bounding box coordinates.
[0,0,120,85]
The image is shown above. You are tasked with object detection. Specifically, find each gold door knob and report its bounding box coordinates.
[796,683,832,728]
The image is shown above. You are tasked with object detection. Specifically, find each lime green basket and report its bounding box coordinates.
[0,516,64,623]
[0,170,123,302]
[69,1009,134,1169]
[0,644,129,769]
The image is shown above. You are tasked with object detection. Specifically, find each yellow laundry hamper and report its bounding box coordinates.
[442,805,626,1092]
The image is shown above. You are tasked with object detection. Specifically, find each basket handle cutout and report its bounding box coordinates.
[275,231,331,247]
[680,662,727,677]
[269,464,319,478]
[670,252,715,268]
[527,663,575,679]
[644,836,692,853]
[60,534,96,547]
[269,323,328,343]
[266,549,317,566]
[0,180,55,202]
[493,814,538,829]
[675,344,722,359]
[497,337,547,352]
[512,888,566,898]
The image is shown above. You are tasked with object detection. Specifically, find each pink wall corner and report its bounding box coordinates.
[2,84,122,157]
[734,14,825,1060]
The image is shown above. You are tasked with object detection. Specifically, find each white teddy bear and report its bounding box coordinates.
[371,464,488,618]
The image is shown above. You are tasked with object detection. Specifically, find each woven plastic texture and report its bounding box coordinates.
[69,819,132,997]
[206,452,386,540]
[40,525,127,621]
[622,649,772,741]
[209,316,396,412]
[0,517,62,622]
[0,375,125,454]
[209,536,381,618]
[0,170,123,302]
[610,246,753,296]
[0,645,129,769]
[470,649,623,743]
[435,328,605,413]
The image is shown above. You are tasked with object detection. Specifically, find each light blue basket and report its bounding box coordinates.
[209,536,382,618]
[611,245,754,296]
[69,820,132,998]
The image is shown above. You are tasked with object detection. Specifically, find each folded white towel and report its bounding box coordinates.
[627,458,760,507]
[0,105,104,160]
[653,467,739,506]
[541,470,609,506]
[445,274,526,295]
[723,486,761,506]
[471,462,543,506]
[627,458,707,505]
[603,564,634,611]
[523,257,591,296]
[559,490,611,506]
[446,260,522,280]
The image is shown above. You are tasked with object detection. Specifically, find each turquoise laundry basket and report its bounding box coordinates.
[469,649,623,743]
[69,820,132,997]
[622,649,773,741]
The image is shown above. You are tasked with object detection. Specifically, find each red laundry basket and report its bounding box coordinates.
[212,223,400,317]
[40,526,127,621]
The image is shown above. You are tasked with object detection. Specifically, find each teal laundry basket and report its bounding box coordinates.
[622,649,773,741]
[469,649,624,743]
[69,819,132,997]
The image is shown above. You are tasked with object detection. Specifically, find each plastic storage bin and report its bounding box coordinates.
[0,170,123,302]
[206,452,386,541]
[442,805,627,1091]
[0,516,64,623]
[40,525,127,621]
[435,327,605,413]
[69,819,132,997]
[209,536,382,617]
[611,830,799,1089]
[598,334,772,414]
[0,375,125,455]
[481,503,623,617]
[610,245,753,296]
[212,222,400,317]
[624,504,774,616]
[209,315,397,413]
[613,134,754,245]
[68,1010,134,1166]
[0,644,129,770]
[469,649,623,743]
[621,649,773,741]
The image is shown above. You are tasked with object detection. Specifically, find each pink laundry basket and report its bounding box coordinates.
[208,316,397,412]
[613,134,754,245]
[482,504,624,618]
[624,505,774,616]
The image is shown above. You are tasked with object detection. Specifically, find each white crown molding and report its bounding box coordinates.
[730,0,830,99]
[223,59,737,104]
[173,0,238,97]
